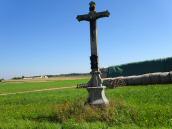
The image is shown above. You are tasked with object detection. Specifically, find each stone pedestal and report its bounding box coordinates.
[87,86,109,106]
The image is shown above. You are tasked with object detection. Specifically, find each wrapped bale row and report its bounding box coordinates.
[160,72,171,83]
[124,74,152,85]
[103,77,126,88]
[103,71,172,88]
[126,72,172,85]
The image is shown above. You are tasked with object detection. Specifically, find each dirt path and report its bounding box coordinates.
[0,86,76,96]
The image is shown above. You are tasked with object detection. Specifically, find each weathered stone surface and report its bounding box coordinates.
[77,1,110,106]
[88,71,102,87]
[87,87,109,106]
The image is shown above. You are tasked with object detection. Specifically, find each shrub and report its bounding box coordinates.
[55,99,136,125]
[12,77,23,80]
[0,79,4,82]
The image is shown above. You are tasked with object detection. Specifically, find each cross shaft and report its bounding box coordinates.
[76,1,110,106]
[77,1,110,72]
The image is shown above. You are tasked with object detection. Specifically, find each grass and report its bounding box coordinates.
[0,79,88,93]
[0,79,172,128]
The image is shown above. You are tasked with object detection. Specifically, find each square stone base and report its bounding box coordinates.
[87,86,109,106]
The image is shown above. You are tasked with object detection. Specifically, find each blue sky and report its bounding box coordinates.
[0,0,172,79]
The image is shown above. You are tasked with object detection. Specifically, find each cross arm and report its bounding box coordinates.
[96,10,110,19]
[76,14,90,22]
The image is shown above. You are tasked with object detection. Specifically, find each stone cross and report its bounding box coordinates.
[76,1,110,106]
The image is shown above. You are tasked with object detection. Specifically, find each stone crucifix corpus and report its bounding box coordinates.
[76,1,110,106]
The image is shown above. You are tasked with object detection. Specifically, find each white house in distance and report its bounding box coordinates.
[40,75,48,79]
[23,75,48,80]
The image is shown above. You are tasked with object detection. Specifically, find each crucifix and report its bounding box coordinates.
[77,1,110,106]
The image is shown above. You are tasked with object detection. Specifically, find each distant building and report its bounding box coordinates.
[40,75,48,79]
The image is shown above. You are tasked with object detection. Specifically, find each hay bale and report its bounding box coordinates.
[169,71,172,82]
[110,79,118,88]
[111,77,126,88]
[103,71,172,87]
[130,75,143,85]
[149,72,161,84]
[141,74,151,85]
[124,76,138,85]
[105,78,119,88]
[103,78,113,88]
[103,77,126,88]
[123,76,131,85]
[136,75,147,85]
[124,74,151,85]
[103,78,113,87]
[160,72,171,84]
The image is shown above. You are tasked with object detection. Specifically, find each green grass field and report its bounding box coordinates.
[0,79,172,129]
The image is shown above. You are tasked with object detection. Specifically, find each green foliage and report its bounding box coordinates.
[107,57,172,77]
[55,96,172,128]
[56,99,141,126]
[0,78,3,82]
[12,77,23,80]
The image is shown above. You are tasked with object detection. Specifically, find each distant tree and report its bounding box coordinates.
[0,78,4,82]
[12,77,22,80]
